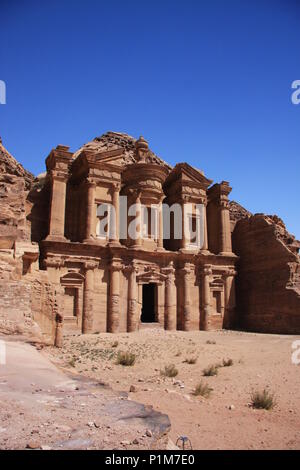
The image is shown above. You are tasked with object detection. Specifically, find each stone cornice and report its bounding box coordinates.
[46,145,73,172]
[208,181,232,202]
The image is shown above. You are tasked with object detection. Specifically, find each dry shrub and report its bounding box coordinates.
[193,381,213,398]
[184,356,198,364]
[116,351,136,366]
[202,364,219,376]
[161,364,178,377]
[251,389,276,410]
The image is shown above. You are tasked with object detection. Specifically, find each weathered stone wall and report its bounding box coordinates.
[232,214,300,334]
[30,274,57,344]
[0,141,57,344]
[0,275,56,343]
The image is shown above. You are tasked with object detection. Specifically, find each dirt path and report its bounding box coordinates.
[0,338,170,450]
[44,328,300,450]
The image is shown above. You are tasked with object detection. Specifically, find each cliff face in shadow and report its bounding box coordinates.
[232,214,300,334]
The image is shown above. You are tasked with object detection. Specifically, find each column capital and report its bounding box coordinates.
[109,258,123,272]
[197,195,207,206]
[203,264,213,276]
[84,259,98,270]
[181,262,193,275]
[44,256,65,269]
[219,196,230,209]
[111,181,121,192]
[86,178,97,188]
[224,268,237,277]
[46,145,73,173]
[162,261,175,276]
[123,262,138,275]
[162,264,175,287]
[50,169,69,182]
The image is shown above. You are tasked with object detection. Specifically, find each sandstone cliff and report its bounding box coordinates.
[0,140,56,343]
[0,139,34,248]
[232,214,300,333]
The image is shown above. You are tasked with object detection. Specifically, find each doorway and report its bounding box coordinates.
[141,283,156,323]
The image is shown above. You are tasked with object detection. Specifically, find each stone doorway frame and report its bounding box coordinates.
[60,271,85,331]
[136,269,167,327]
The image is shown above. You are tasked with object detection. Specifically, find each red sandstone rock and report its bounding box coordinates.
[232,214,300,333]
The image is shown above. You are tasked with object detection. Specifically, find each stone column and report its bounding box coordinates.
[224,269,236,329]
[219,198,233,256]
[84,179,96,242]
[47,173,67,241]
[157,197,164,250]
[182,263,192,331]
[82,260,97,334]
[108,259,122,333]
[109,183,120,245]
[202,265,212,330]
[127,264,138,332]
[181,199,188,251]
[133,192,142,248]
[164,262,176,330]
[77,286,84,331]
[200,198,210,254]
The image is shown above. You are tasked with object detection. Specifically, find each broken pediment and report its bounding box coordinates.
[163,163,213,192]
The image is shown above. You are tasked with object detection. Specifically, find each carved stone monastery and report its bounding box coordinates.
[0,132,300,345]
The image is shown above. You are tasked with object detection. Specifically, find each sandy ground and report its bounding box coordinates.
[43,328,300,450]
[0,339,170,450]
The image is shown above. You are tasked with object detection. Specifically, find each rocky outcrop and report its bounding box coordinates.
[0,139,34,247]
[229,200,252,231]
[73,131,172,169]
[232,214,300,334]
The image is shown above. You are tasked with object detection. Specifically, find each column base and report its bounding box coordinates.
[131,243,143,250]
[107,240,121,248]
[179,248,190,254]
[82,328,93,335]
[219,251,236,257]
[45,235,67,242]
[83,237,101,244]
[199,249,211,255]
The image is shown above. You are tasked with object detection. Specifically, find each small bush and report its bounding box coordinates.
[116,351,136,366]
[161,364,178,378]
[111,341,119,348]
[193,381,213,398]
[202,364,219,376]
[223,358,233,367]
[206,340,216,345]
[184,357,197,364]
[68,358,76,367]
[250,389,276,410]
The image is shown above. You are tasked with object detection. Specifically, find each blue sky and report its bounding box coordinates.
[1,0,299,237]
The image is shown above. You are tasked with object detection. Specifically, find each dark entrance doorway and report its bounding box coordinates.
[141,283,156,323]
